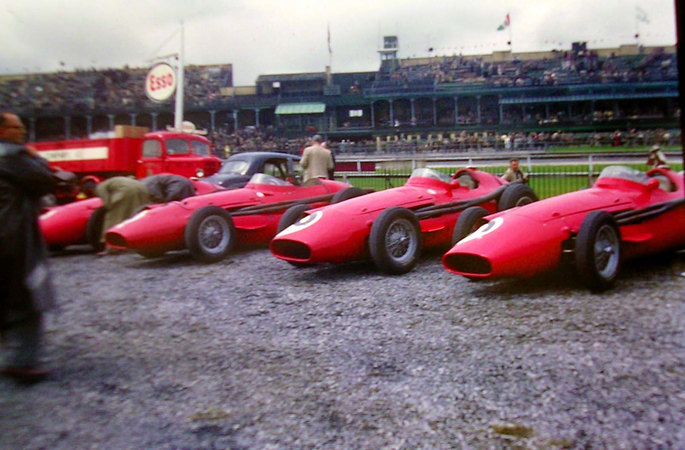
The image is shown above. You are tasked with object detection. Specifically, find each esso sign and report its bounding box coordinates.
[145,63,176,102]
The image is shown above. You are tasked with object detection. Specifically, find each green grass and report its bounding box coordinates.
[341,161,682,199]
[547,145,681,154]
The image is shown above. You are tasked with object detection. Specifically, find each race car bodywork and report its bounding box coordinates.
[270,167,537,274]
[105,174,355,262]
[442,166,685,290]
[40,178,220,251]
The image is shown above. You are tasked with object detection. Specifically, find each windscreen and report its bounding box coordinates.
[409,168,452,183]
[219,160,249,175]
[248,173,292,186]
[597,166,650,185]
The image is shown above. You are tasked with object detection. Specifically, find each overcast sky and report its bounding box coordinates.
[0,0,677,86]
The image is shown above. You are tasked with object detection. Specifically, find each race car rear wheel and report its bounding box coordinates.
[451,206,490,246]
[498,183,538,210]
[185,206,236,263]
[369,207,423,275]
[331,187,366,204]
[575,211,621,291]
[86,206,106,252]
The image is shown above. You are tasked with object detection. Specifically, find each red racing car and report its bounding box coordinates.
[105,174,357,262]
[40,178,219,252]
[442,166,685,291]
[270,167,537,274]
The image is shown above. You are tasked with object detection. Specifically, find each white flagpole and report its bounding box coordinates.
[328,22,332,75]
[174,20,185,131]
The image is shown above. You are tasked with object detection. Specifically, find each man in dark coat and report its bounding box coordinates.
[142,174,195,203]
[0,111,57,383]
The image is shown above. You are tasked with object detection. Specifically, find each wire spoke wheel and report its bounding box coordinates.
[593,224,620,278]
[198,215,230,254]
[185,206,236,263]
[369,207,423,274]
[575,211,622,291]
[385,219,418,263]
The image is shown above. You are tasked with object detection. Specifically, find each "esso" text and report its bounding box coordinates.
[148,73,174,92]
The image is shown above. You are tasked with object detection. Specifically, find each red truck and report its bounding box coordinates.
[31,125,222,201]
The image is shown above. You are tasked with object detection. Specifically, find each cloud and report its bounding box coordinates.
[0,0,676,84]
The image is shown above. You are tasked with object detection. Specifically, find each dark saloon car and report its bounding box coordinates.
[204,152,301,189]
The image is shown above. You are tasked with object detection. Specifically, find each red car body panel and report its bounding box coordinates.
[105,176,351,255]
[40,196,104,247]
[442,166,685,279]
[270,168,507,265]
[39,179,220,249]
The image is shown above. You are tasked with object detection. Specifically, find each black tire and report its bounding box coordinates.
[86,207,106,252]
[498,183,538,210]
[451,206,490,246]
[277,204,312,233]
[575,211,622,291]
[331,187,366,204]
[276,204,314,268]
[369,207,423,275]
[184,206,236,263]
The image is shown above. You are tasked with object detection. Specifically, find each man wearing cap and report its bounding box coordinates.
[301,134,334,182]
[647,145,668,168]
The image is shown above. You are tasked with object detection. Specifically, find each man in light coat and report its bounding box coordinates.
[301,135,334,182]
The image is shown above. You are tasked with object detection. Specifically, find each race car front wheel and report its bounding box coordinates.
[498,183,538,210]
[451,206,490,246]
[369,207,423,275]
[331,187,367,204]
[185,206,236,263]
[575,211,621,291]
[277,204,312,233]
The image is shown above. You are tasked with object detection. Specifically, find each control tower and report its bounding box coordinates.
[378,35,399,73]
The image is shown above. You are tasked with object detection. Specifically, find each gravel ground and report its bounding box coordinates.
[1,245,684,449]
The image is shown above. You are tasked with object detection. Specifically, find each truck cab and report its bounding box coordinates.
[136,131,221,179]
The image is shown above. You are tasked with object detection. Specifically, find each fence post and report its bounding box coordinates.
[588,154,593,187]
[526,154,532,173]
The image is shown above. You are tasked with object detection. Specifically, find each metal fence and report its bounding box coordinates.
[335,153,683,199]
[331,134,681,156]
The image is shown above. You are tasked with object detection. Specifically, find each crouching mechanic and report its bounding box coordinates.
[95,174,195,254]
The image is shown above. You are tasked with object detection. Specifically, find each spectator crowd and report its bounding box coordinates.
[374,46,677,89]
[0,65,232,114]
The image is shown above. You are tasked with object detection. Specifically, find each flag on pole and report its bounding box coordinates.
[497,13,510,31]
[327,23,332,55]
[636,6,649,24]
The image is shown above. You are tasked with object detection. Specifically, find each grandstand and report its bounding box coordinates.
[0,40,678,147]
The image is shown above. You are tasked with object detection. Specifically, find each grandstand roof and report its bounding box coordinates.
[258,73,327,83]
